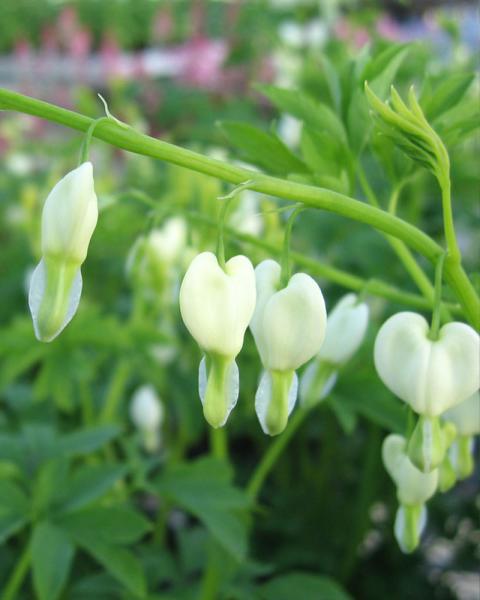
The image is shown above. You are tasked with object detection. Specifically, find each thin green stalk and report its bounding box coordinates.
[99,359,131,423]
[184,210,462,316]
[280,204,304,286]
[0,89,477,326]
[438,168,461,264]
[357,166,435,304]
[247,406,309,501]
[429,253,447,340]
[340,424,381,582]
[210,427,228,460]
[1,542,31,600]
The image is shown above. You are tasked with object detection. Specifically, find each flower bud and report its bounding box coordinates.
[319,294,369,366]
[29,162,98,342]
[179,252,256,428]
[250,260,326,435]
[374,312,479,417]
[382,434,438,506]
[130,385,164,452]
[406,416,454,473]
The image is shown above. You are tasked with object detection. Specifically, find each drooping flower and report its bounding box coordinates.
[250,259,326,435]
[374,312,479,417]
[29,162,98,342]
[382,434,438,553]
[301,293,369,406]
[179,251,256,428]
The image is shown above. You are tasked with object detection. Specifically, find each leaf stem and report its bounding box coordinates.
[429,252,447,340]
[1,542,31,600]
[0,88,477,327]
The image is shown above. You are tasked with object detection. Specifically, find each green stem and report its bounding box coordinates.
[439,173,461,264]
[429,252,446,340]
[1,88,477,327]
[280,205,304,287]
[184,210,462,315]
[357,166,437,308]
[1,542,31,600]
[247,406,309,501]
[210,427,228,460]
[99,359,131,423]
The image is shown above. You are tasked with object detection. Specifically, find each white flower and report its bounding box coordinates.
[147,217,187,265]
[130,385,164,452]
[179,251,256,428]
[130,385,164,431]
[319,293,369,366]
[374,312,479,417]
[250,260,326,372]
[29,162,98,342]
[180,252,256,357]
[382,434,438,506]
[250,259,326,434]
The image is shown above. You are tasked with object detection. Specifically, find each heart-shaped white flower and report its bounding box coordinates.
[382,434,438,506]
[374,312,479,417]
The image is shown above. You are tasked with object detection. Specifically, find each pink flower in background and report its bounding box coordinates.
[41,26,59,53]
[334,18,370,49]
[100,32,122,79]
[176,37,228,89]
[152,7,174,43]
[377,15,404,41]
[69,28,92,59]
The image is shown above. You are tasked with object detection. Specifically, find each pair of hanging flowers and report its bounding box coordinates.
[179,251,328,435]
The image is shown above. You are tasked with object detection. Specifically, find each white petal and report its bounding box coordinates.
[319,293,369,365]
[28,258,82,342]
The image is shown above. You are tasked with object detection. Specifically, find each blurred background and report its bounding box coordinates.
[0,1,479,600]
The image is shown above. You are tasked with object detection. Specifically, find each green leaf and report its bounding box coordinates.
[57,425,121,457]
[32,458,69,516]
[60,506,151,544]
[220,121,308,175]
[423,73,474,121]
[258,85,347,142]
[0,480,30,543]
[348,44,410,152]
[31,521,75,600]
[59,464,127,513]
[259,572,352,600]
[78,537,146,597]
[155,458,250,561]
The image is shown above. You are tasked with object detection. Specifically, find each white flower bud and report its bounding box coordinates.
[374,312,479,417]
[147,217,187,265]
[382,434,438,506]
[443,391,480,437]
[130,385,164,431]
[41,162,97,264]
[250,259,326,435]
[180,252,256,357]
[29,162,98,342]
[319,293,369,366]
[250,260,326,372]
[179,252,256,428]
